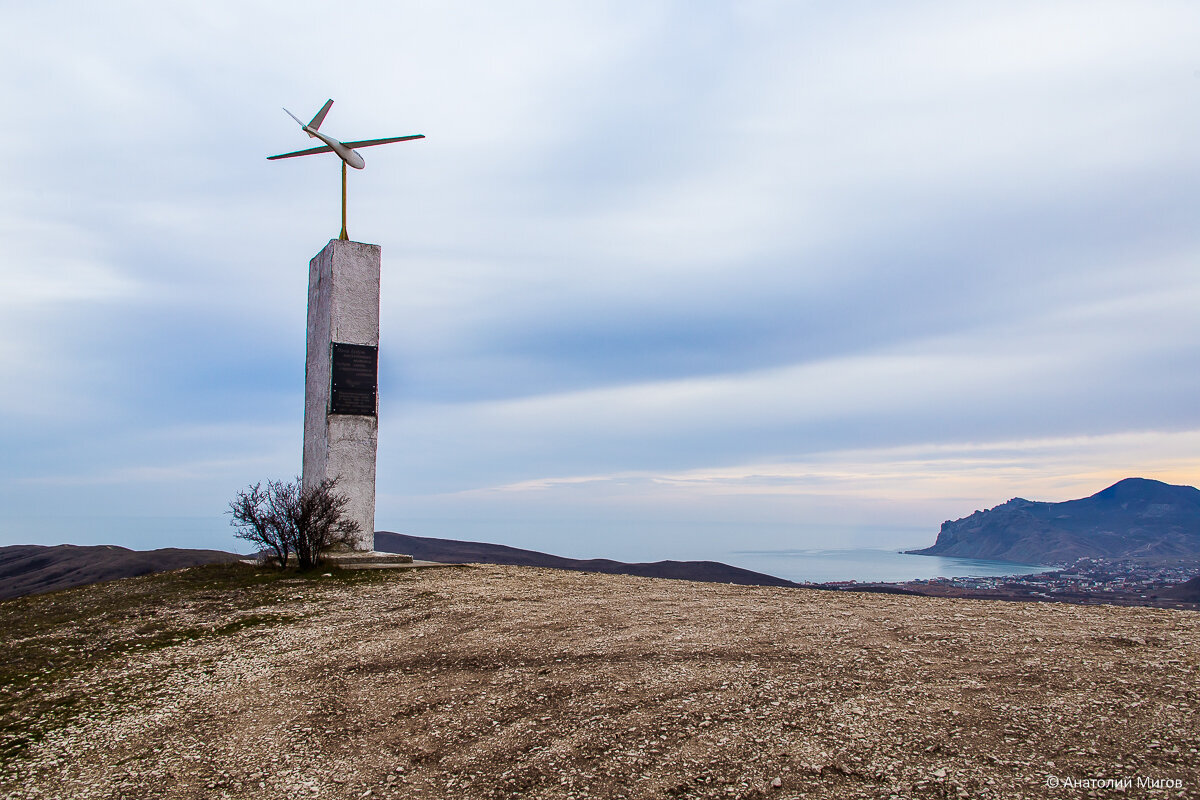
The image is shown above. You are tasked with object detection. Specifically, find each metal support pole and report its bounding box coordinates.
[339,160,349,241]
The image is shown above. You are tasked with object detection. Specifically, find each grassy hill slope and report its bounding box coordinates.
[1,564,1197,799]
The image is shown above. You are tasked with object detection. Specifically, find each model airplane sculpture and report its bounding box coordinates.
[269,99,424,240]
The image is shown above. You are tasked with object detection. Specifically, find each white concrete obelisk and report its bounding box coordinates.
[271,99,422,560]
[302,239,381,550]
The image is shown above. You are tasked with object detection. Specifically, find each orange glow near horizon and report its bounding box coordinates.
[466,430,1200,512]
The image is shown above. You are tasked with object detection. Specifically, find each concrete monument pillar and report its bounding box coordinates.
[302,239,381,551]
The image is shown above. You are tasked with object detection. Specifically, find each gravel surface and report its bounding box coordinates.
[2,564,1198,799]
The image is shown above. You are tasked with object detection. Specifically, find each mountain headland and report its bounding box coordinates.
[2,562,1196,799]
[906,477,1200,564]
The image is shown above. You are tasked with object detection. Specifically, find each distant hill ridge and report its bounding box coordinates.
[0,544,242,601]
[375,532,799,588]
[0,536,799,601]
[907,477,1200,564]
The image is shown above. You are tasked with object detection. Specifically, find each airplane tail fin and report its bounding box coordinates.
[307,99,334,134]
[282,101,333,137]
[283,107,305,128]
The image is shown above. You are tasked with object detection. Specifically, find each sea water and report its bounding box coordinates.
[723,548,1055,584]
[0,515,1057,585]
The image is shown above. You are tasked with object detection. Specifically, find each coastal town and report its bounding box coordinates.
[820,557,1200,610]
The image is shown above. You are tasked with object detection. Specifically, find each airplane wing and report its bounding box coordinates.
[267,145,335,160]
[341,134,425,149]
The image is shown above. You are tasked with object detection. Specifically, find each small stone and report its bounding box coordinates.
[771,777,783,788]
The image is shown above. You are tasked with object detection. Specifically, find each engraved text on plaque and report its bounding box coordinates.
[330,342,378,416]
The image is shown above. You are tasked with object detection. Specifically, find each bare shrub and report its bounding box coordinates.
[228,477,361,569]
[228,481,289,567]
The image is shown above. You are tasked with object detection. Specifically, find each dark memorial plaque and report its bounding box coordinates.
[330,342,378,416]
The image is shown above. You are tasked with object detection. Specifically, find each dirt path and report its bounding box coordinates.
[2,564,1198,799]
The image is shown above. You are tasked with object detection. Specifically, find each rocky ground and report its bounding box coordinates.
[1,563,1198,799]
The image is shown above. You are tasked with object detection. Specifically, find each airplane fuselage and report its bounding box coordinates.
[305,126,366,169]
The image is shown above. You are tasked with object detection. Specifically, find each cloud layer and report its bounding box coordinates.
[2,1,1198,556]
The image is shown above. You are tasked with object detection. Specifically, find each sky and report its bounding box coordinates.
[2,1,1199,561]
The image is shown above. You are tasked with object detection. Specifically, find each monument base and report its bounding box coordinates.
[321,549,415,569]
[275,550,466,571]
